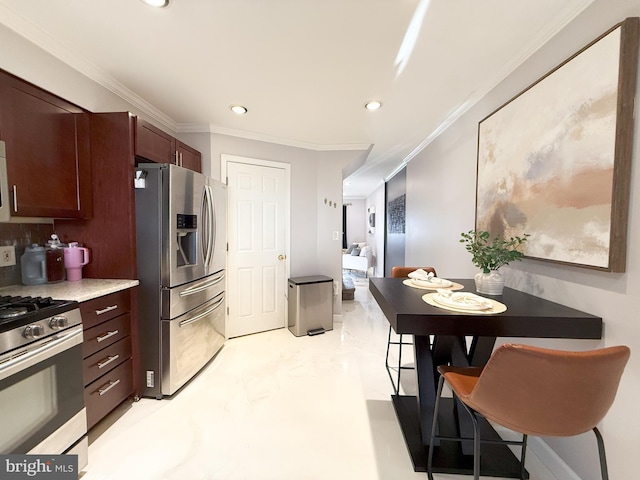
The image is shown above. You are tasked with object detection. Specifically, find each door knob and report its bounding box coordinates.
[278,255,286,260]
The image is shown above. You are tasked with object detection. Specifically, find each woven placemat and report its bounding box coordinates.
[402,279,464,291]
[422,292,507,314]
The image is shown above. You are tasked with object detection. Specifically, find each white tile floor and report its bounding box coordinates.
[80,280,558,480]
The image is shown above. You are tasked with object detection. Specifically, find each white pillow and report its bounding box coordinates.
[359,246,371,257]
[357,242,367,249]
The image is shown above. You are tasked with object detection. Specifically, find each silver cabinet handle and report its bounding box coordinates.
[97,379,121,396]
[12,185,17,213]
[96,330,119,343]
[97,354,120,369]
[96,305,118,315]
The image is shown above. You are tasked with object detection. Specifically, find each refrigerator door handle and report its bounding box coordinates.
[178,296,225,327]
[209,184,217,265]
[202,185,215,267]
[178,272,225,296]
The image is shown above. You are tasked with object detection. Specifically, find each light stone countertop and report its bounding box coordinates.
[0,278,139,303]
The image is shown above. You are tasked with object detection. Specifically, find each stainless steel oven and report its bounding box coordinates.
[0,297,87,469]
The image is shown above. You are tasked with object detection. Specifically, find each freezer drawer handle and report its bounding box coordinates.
[97,354,120,369]
[97,379,121,396]
[96,330,119,343]
[96,305,118,315]
[179,297,224,327]
[179,274,225,297]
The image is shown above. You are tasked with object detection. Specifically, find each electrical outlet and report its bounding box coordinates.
[0,246,16,267]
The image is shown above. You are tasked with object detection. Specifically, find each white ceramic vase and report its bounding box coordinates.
[474,271,505,295]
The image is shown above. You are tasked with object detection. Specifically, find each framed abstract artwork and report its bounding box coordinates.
[475,17,639,272]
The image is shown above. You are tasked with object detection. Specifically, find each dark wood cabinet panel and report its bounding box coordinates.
[55,112,137,279]
[83,313,131,358]
[80,286,132,330]
[176,140,202,173]
[134,117,201,172]
[83,336,132,386]
[84,359,133,430]
[135,117,174,164]
[80,288,138,430]
[0,70,92,219]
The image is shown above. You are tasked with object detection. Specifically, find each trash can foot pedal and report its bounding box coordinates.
[307,328,325,336]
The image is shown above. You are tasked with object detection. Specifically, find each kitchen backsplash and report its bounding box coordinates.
[0,223,54,287]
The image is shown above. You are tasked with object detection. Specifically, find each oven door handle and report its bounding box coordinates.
[0,327,83,382]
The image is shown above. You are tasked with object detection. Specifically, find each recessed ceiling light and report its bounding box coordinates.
[140,0,169,7]
[230,105,248,115]
[364,101,382,111]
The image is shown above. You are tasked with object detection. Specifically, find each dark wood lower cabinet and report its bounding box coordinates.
[81,288,136,430]
[84,360,133,430]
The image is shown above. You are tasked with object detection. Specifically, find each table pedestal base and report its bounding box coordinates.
[392,395,529,478]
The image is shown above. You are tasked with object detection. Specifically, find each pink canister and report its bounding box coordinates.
[63,242,90,281]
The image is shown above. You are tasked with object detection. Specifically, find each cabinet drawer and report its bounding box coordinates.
[83,314,130,358]
[81,289,131,330]
[83,336,132,386]
[85,359,133,430]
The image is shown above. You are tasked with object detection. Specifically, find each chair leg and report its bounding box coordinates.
[397,333,405,392]
[384,325,398,394]
[520,434,528,480]
[427,375,446,480]
[593,427,609,480]
[467,408,481,480]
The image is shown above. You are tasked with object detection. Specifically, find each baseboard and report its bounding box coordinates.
[492,424,582,480]
[528,436,582,480]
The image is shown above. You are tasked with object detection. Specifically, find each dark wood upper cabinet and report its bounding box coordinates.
[134,117,201,172]
[134,117,174,164]
[56,112,137,280]
[0,70,92,219]
[176,140,202,172]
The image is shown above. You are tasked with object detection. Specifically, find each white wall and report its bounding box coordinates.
[405,2,640,478]
[0,24,361,319]
[207,133,360,316]
[366,185,385,277]
[344,198,366,246]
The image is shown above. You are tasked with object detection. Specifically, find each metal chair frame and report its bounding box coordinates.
[384,327,414,395]
[427,350,618,480]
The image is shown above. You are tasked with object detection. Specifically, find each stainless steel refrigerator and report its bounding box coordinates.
[135,163,226,398]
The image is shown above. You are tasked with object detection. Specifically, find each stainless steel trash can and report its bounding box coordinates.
[288,275,333,336]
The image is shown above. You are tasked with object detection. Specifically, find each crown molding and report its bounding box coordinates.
[0,4,176,131]
[177,122,371,152]
[397,0,596,166]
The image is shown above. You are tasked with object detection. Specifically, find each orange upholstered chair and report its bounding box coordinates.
[427,343,630,480]
[386,266,437,394]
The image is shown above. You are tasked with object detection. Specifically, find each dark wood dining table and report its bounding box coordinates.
[369,277,602,478]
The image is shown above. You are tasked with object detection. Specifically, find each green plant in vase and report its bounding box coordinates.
[460,230,529,295]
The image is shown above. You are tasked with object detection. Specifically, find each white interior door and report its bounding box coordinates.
[226,161,288,338]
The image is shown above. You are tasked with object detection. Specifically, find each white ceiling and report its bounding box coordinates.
[0,0,594,197]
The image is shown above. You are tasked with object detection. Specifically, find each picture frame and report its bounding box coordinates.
[475,17,639,272]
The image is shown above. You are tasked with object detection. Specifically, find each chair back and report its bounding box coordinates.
[466,344,630,437]
[391,266,437,278]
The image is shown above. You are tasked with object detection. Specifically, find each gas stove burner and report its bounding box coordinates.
[0,307,29,319]
[0,296,80,341]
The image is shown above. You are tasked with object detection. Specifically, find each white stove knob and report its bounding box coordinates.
[49,316,69,329]
[23,324,45,339]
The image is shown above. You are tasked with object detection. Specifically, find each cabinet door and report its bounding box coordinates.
[176,141,202,172]
[0,72,92,219]
[134,117,175,164]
